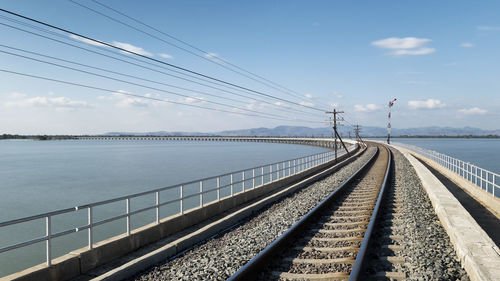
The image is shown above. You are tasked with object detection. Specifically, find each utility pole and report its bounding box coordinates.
[387,98,397,144]
[354,124,364,145]
[326,109,350,162]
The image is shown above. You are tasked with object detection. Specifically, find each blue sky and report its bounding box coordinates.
[1,0,499,134]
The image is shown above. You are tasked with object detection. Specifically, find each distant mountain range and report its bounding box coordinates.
[106,125,500,137]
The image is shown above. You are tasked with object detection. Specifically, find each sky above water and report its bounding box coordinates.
[1,0,499,134]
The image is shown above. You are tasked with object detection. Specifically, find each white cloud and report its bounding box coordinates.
[372,37,435,56]
[328,102,339,108]
[477,26,500,31]
[112,41,153,56]
[205,52,218,58]
[390,47,436,56]
[354,104,380,112]
[408,99,445,109]
[332,92,343,99]
[184,97,206,104]
[4,95,90,110]
[372,37,431,49]
[304,93,313,99]
[105,90,154,108]
[460,42,475,48]
[70,34,107,47]
[457,107,487,115]
[299,101,314,107]
[9,92,27,99]
[159,53,173,59]
[119,98,149,108]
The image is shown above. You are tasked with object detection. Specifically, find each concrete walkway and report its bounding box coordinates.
[394,146,500,281]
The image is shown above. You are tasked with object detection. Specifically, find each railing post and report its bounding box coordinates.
[252,169,255,188]
[288,160,291,176]
[480,169,484,190]
[126,198,131,235]
[261,166,264,185]
[217,177,220,201]
[180,185,184,214]
[493,176,496,198]
[230,174,234,196]
[46,216,51,267]
[242,171,245,191]
[88,207,93,249]
[475,166,478,186]
[270,165,273,181]
[200,181,203,207]
[155,191,160,223]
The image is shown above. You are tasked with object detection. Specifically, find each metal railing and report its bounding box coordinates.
[395,142,499,199]
[0,143,357,269]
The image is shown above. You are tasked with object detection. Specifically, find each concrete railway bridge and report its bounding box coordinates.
[1,138,499,281]
[77,136,347,149]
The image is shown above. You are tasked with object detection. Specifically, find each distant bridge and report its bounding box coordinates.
[77,136,350,149]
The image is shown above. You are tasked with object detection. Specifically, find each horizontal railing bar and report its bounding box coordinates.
[92,213,129,228]
[0,235,47,254]
[51,228,77,239]
[0,207,77,228]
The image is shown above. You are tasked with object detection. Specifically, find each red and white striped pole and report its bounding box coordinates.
[387,98,397,144]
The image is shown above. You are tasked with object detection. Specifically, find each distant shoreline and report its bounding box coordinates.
[2,134,499,140]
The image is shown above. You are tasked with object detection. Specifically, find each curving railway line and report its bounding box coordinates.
[128,141,468,281]
[228,142,403,281]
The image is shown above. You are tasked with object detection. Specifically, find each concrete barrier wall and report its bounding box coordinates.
[4,145,362,281]
[395,146,500,281]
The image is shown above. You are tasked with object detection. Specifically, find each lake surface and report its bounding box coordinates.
[389,138,500,174]
[0,139,330,277]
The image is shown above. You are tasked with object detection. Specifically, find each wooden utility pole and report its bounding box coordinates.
[354,124,364,145]
[326,109,349,162]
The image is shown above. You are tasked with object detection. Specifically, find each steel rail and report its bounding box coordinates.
[348,145,392,280]
[227,144,382,281]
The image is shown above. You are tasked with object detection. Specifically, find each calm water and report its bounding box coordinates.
[0,139,329,277]
[390,138,500,174]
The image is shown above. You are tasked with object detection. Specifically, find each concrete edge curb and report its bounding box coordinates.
[88,147,367,280]
[392,145,500,281]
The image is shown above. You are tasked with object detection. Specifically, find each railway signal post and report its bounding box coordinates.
[387,98,397,144]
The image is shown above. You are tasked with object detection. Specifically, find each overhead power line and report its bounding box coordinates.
[0,18,325,118]
[0,8,328,113]
[72,0,309,102]
[0,48,322,122]
[0,68,323,124]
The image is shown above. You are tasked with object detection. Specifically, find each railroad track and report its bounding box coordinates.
[228,143,397,281]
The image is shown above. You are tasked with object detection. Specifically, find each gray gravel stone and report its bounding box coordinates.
[130,148,376,281]
[364,148,469,280]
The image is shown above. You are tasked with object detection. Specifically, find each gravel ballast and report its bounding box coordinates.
[364,147,469,280]
[130,147,377,281]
